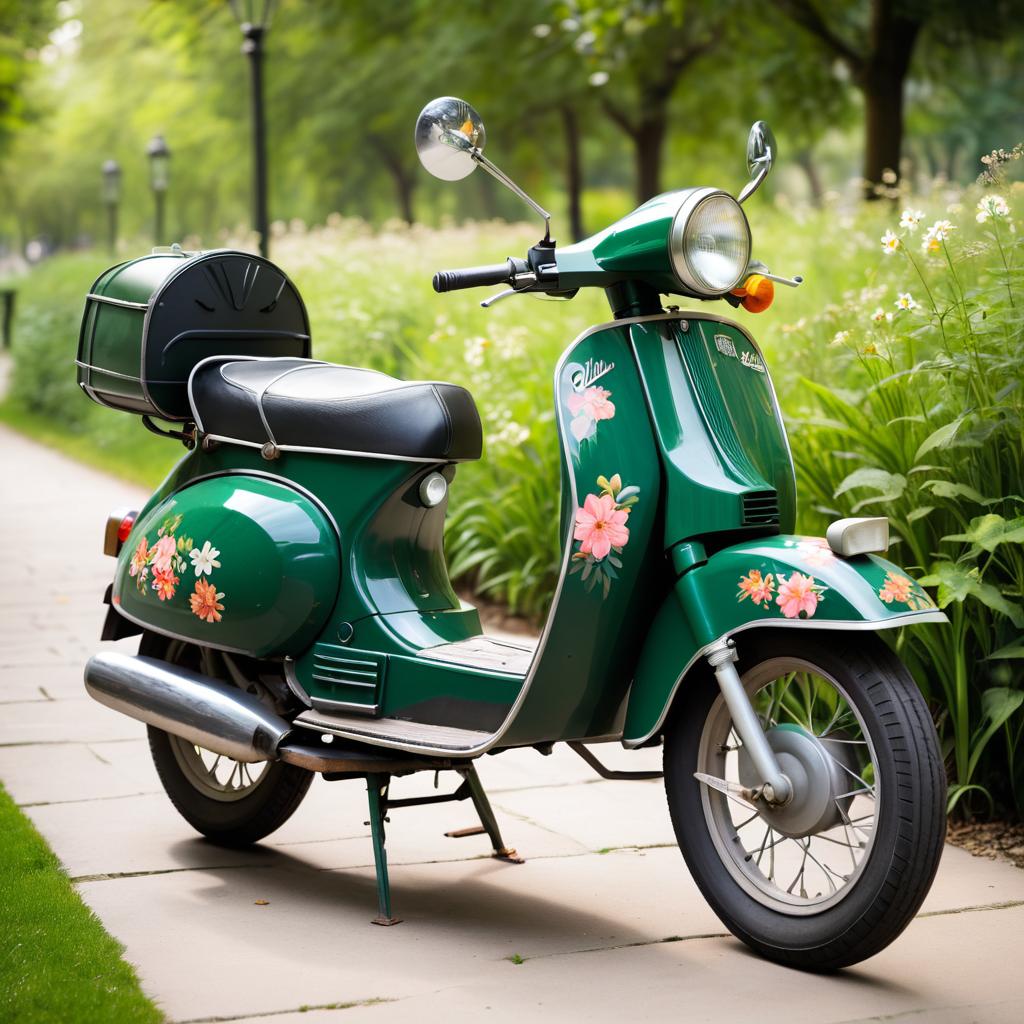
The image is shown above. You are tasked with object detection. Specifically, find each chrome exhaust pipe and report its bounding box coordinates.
[84,652,291,763]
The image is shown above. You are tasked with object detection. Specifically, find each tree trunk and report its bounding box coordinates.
[372,139,416,224]
[561,105,585,241]
[795,148,824,207]
[858,0,922,199]
[634,113,667,204]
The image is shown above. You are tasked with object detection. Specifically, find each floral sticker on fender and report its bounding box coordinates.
[878,571,932,611]
[127,513,226,622]
[737,569,828,618]
[570,474,640,599]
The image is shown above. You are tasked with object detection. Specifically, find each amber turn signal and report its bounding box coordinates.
[731,273,774,313]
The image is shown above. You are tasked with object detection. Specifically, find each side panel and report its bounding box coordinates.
[112,474,340,657]
[622,534,947,745]
[498,321,669,746]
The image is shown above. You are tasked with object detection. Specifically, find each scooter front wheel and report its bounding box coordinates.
[663,630,945,970]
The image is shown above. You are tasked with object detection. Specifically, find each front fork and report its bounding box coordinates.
[673,555,791,806]
[705,639,791,805]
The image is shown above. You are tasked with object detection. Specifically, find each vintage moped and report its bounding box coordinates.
[79,97,947,970]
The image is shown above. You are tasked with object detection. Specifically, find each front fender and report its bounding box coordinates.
[622,534,946,747]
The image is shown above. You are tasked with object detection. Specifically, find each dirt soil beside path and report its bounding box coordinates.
[948,820,1024,871]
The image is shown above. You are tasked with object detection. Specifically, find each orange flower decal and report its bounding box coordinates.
[878,571,912,605]
[737,569,775,606]
[190,578,225,623]
[152,568,179,602]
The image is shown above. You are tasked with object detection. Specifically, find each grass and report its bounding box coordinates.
[0,782,164,1023]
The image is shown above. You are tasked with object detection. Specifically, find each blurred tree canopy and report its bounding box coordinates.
[0,0,1022,253]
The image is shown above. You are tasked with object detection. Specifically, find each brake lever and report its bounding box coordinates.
[761,272,804,288]
[480,288,517,308]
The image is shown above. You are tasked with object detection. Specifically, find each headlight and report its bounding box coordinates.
[670,189,751,296]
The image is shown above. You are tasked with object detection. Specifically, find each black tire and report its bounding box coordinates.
[663,630,946,971]
[140,632,312,847]
[148,724,312,847]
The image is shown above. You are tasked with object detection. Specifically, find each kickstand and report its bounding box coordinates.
[365,773,401,926]
[449,763,524,864]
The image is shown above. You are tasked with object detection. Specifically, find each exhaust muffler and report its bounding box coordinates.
[84,652,291,763]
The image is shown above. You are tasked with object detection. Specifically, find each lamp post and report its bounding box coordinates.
[229,0,274,258]
[146,134,171,245]
[101,159,121,255]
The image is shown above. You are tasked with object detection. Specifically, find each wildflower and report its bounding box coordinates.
[776,572,822,619]
[573,493,630,561]
[588,70,609,87]
[880,230,900,255]
[899,209,924,230]
[831,330,851,346]
[862,342,878,355]
[976,194,1010,223]
[737,569,775,606]
[531,23,552,37]
[922,219,955,254]
[870,307,886,323]
[894,292,918,312]
[189,540,221,577]
[464,336,491,368]
[190,578,225,623]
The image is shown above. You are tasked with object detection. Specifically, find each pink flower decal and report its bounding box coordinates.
[570,473,640,599]
[568,386,615,422]
[776,572,823,619]
[737,569,775,606]
[129,537,150,577]
[568,386,615,446]
[152,567,179,602]
[574,493,629,561]
[796,537,835,568]
[150,535,177,573]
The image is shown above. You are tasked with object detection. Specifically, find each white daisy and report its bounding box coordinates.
[880,230,900,255]
[894,292,918,311]
[976,194,1010,223]
[899,209,924,230]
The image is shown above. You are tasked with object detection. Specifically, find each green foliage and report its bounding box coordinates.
[0,782,164,1023]
[781,177,1024,816]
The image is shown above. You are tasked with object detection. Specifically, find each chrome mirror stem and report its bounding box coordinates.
[473,151,551,241]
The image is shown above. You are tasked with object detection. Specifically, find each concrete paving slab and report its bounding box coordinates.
[0,695,145,745]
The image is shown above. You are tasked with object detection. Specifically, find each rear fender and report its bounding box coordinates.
[622,534,946,746]
[112,474,340,657]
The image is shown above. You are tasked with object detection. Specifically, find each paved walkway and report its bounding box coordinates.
[2,422,1024,1024]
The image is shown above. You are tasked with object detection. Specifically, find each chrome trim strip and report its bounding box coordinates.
[309,696,380,716]
[86,292,150,311]
[283,656,313,708]
[75,360,143,383]
[202,433,448,464]
[621,609,950,749]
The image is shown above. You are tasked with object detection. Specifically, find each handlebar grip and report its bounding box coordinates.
[432,261,511,293]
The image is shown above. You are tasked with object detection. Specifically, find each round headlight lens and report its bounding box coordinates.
[673,192,751,295]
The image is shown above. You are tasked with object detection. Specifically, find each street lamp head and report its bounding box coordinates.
[228,0,275,32]
[102,159,122,205]
[146,134,171,192]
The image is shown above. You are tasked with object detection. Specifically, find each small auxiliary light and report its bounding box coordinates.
[419,472,448,508]
[732,273,774,313]
[826,517,889,557]
[103,507,138,557]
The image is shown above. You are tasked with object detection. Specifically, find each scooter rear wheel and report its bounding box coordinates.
[141,634,312,847]
[663,630,945,970]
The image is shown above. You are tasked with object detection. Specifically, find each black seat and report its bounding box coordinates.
[189,357,482,461]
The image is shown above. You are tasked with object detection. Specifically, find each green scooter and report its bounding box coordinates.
[80,96,947,970]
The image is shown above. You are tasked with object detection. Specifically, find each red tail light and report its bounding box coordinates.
[104,507,138,557]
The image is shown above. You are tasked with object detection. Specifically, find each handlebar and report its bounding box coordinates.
[432,260,513,293]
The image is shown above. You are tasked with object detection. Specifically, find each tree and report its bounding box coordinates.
[545,0,726,203]
[778,0,1024,197]
[0,0,52,151]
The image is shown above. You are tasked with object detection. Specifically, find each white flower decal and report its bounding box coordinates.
[190,540,222,577]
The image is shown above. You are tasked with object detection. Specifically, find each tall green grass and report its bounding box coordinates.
[2,180,1021,815]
